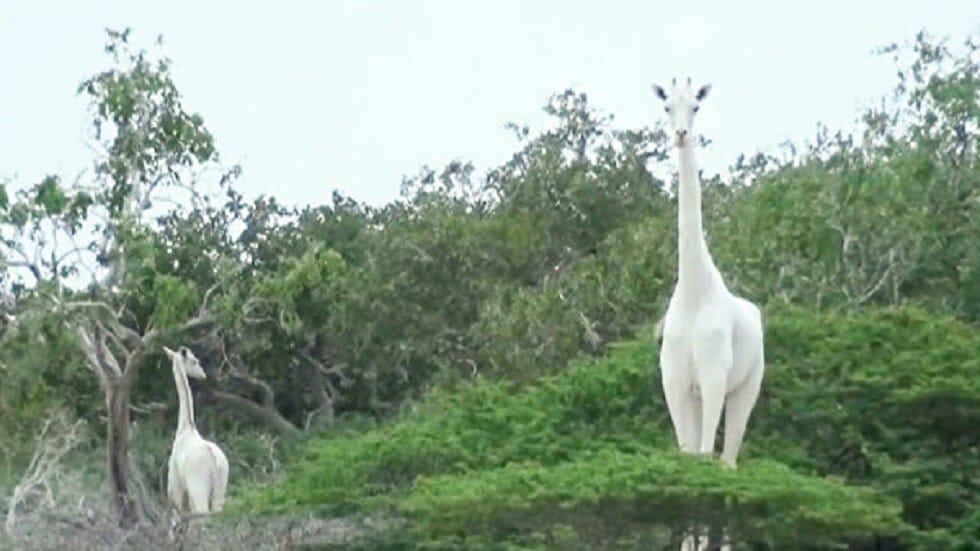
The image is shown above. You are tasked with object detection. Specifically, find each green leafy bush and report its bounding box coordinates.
[394,451,903,550]
[235,305,980,548]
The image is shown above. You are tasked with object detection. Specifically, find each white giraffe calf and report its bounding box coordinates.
[164,346,229,514]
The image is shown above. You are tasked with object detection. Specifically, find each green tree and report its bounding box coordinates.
[1,29,228,526]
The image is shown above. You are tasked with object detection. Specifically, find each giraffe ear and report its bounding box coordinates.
[162,346,177,360]
[696,84,712,101]
[652,84,667,101]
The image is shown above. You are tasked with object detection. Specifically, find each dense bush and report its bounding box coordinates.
[237,306,980,548]
[393,452,903,550]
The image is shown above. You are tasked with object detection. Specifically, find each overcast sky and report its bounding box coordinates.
[2,1,978,208]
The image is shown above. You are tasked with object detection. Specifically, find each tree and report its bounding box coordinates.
[1,28,228,526]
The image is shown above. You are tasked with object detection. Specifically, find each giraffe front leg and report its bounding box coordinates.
[697,378,725,456]
[167,456,185,513]
[661,338,701,453]
[721,364,763,468]
[693,337,733,457]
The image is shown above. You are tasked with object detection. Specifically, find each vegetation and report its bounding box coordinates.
[1,27,978,550]
[237,307,979,548]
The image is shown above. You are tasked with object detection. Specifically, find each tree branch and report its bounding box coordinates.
[199,281,222,314]
[75,326,109,385]
[206,388,301,438]
[300,354,339,431]
[3,261,42,284]
[92,324,123,379]
[299,351,348,383]
[227,370,277,407]
[198,356,303,437]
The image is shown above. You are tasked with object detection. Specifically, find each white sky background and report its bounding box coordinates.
[2,1,979,208]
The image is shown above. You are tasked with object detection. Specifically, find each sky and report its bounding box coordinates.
[1,1,979,208]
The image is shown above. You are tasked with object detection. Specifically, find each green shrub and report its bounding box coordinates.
[395,450,904,550]
[236,306,980,547]
[235,339,665,515]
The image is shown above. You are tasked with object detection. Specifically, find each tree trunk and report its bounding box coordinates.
[105,380,139,527]
[304,358,335,430]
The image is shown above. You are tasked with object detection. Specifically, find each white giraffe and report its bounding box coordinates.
[653,79,764,550]
[163,346,229,514]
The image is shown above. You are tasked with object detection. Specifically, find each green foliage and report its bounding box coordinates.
[710,33,980,318]
[396,452,903,550]
[0,307,99,469]
[79,28,217,216]
[146,274,199,328]
[233,338,661,515]
[2,27,980,549]
[757,307,980,549]
[237,306,980,548]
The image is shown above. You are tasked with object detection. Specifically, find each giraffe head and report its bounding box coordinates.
[163,345,207,379]
[651,77,711,147]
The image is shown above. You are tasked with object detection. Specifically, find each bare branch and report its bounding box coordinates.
[303,390,334,432]
[54,246,95,269]
[75,326,108,385]
[578,311,602,348]
[300,353,340,431]
[369,394,395,416]
[182,313,218,336]
[852,248,899,307]
[65,233,100,287]
[0,258,42,284]
[107,321,143,348]
[5,410,85,536]
[96,320,128,359]
[299,351,347,379]
[199,281,222,314]
[92,324,123,379]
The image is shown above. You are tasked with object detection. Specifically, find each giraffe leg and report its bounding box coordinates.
[664,381,701,453]
[721,363,763,468]
[661,339,701,453]
[693,336,733,456]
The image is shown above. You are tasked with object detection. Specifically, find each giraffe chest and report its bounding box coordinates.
[664,290,730,333]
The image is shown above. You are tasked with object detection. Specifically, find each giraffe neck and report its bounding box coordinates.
[171,360,196,435]
[676,143,717,292]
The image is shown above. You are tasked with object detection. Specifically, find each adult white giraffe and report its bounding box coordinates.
[654,77,763,551]
[653,78,765,469]
[163,346,229,514]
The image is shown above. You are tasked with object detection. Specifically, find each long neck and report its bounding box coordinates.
[171,361,196,434]
[676,143,715,285]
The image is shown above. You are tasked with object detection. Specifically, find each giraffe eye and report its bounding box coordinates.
[693,106,700,113]
[664,106,671,113]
